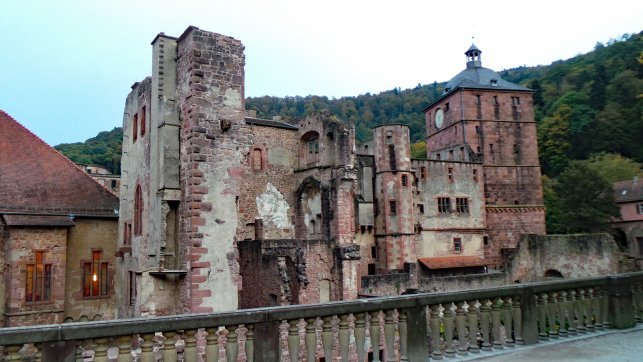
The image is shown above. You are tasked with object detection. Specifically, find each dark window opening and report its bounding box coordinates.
[388,145,397,170]
[453,238,462,253]
[140,106,146,136]
[456,198,470,213]
[445,102,450,111]
[418,204,424,214]
[389,201,397,215]
[132,114,138,142]
[401,174,408,187]
[489,144,494,153]
[371,246,377,258]
[420,167,426,180]
[483,236,489,245]
[129,271,136,306]
[134,185,143,236]
[26,251,51,302]
[473,169,478,182]
[368,263,376,275]
[438,197,451,213]
[448,168,453,182]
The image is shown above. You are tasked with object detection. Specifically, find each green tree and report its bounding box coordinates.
[538,104,572,175]
[410,141,427,159]
[579,153,643,183]
[547,162,619,233]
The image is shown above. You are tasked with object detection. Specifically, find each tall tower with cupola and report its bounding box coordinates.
[424,44,546,266]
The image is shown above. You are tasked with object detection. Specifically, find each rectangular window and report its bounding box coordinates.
[456,198,470,213]
[445,102,450,111]
[420,167,426,180]
[401,174,408,187]
[389,201,397,215]
[132,114,138,141]
[473,169,478,182]
[367,263,376,275]
[26,251,51,302]
[453,238,462,253]
[489,144,494,153]
[129,271,137,306]
[438,197,451,213]
[83,251,109,298]
[476,95,481,104]
[388,145,397,170]
[448,167,453,182]
[140,106,146,136]
[371,246,377,259]
[418,204,425,214]
[637,203,643,214]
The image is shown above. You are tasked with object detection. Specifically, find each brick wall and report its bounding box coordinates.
[485,207,546,265]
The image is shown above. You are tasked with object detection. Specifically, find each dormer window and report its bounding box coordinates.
[491,78,498,86]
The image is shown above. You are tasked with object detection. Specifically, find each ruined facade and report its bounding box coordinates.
[0,111,119,327]
[613,177,643,270]
[118,27,546,315]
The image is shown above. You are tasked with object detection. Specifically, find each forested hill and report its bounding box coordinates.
[56,31,641,177]
[55,127,122,174]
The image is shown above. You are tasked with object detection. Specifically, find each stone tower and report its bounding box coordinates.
[424,44,545,266]
[372,124,416,271]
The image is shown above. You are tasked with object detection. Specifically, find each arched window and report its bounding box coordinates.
[301,131,320,166]
[252,148,263,171]
[134,185,143,236]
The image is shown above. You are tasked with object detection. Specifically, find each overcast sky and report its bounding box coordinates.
[1,0,641,145]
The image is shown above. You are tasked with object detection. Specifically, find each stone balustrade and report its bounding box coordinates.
[1,272,642,361]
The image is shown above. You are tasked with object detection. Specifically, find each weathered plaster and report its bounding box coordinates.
[256,183,293,230]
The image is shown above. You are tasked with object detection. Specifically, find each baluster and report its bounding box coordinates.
[205,328,218,362]
[512,295,524,345]
[600,287,611,329]
[566,290,577,335]
[399,309,409,362]
[491,297,504,349]
[116,335,132,362]
[586,288,596,331]
[140,333,155,362]
[183,329,198,362]
[4,345,22,361]
[443,303,456,358]
[246,324,254,362]
[537,293,549,341]
[287,320,300,362]
[384,309,396,361]
[162,332,177,362]
[547,292,559,339]
[575,289,587,333]
[503,297,515,346]
[429,304,443,359]
[593,287,604,329]
[479,299,492,351]
[557,291,568,337]
[34,347,42,362]
[93,338,110,362]
[305,318,317,362]
[467,300,480,353]
[225,325,239,362]
[339,314,350,361]
[370,311,382,362]
[455,301,468,355]
[354,313,367,362]
[75,341,85,362]
[322,316,334,361]
[635,283,643,323]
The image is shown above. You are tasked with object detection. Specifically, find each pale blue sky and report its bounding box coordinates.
[1,0,641,146]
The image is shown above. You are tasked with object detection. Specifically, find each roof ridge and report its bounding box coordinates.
[0,109,119,201]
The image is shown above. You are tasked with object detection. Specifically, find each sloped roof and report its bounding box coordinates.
[245,116,298,130]
[0,110,119,217]
[614,178,643,203]
[444,66,532,93]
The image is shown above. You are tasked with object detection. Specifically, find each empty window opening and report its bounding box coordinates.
[401,174,408,187]
[476,95,481,104]
[445,102,450,111]
[475,125,480,133]
[418,204,425,214]
[483,236,489,245]
[636,203,643,214]
[388,145,397,170]
[448,167,453,182]
[132,114,138,142]
[134,185,143,236]
[368,263,376,275]
[26,251,51,302]
[453,238,462,253]
[513,144,519,153]
[449,150,454,160]
[128,271,136,306]
[252,148,263,171]
[489,144,494,153]
[456,198,470,213]
[389,201,397,215]
[473,169,478,182]
[83,250,109,298]
[436,153,441,160]
[420,167,427,180]
[386,130,393,144]
[438,197,451,213]
[493,96,499,105]
[140,106,146,136]
[371,246,377,258]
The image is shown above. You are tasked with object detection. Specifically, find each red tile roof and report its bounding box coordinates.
[0,110,119,217]
[614,178,643,203]
[418,256,488,269]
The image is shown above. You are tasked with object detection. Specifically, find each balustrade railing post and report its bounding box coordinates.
[491,297,504,349]
[547,292,559,339]
[339,314,350,361]
[4,345,22,361]
[253,320,280,362]
[162,332,177,362]
[635,283,643,323]
[467,300,480,353]
[287,320,300,362]
[140,333,155,362]
[117,335,133,362]
[556,291,568,337]
[384,309,396,361]
[455,301,468,355]
[183,329,198,362]
[503,297,514,346]
[576,289,587,333]
[75,341,84,362]
[93,338,110,362]
[322,316,334,361]
[593,287,604,330]
[370,311,382,362]
[205,328,218,362]
[398,309,409,362]
[566,290,578,335]
[245,324,255,362]
[305,318,317,362]
[406,306,429,362]
[607,276,635,329]
[586,288,596,331]
[519,287,539,344]
[536,293,549,341]
[512,295,524,345]
[429,304,442,359]
[443,303,456,358]
[479,299,492,352]
[226,325,240,362]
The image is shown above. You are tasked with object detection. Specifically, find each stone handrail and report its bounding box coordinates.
[1,272,642,361]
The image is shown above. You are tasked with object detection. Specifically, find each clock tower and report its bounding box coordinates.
[423,44,546,266]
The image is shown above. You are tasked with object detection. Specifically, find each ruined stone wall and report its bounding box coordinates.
[485,207,546,264]
[4,227,67,326]
[417,272,506,293]
[176,27,251,313]
[238,239,335,308]
[361,273,410,296]
[0,217,7,326]
[507,234,623,282]
[64,218,118,322]
[239,125,299,241]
